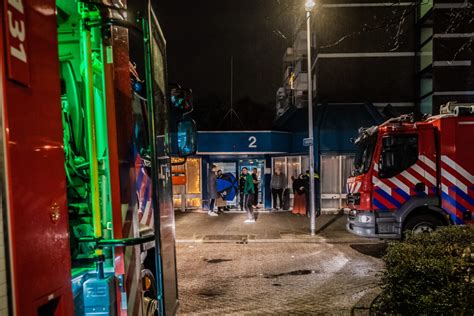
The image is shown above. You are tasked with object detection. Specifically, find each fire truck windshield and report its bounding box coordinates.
[353,134,377,176]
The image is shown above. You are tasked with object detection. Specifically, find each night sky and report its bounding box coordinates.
[155,1,304,105]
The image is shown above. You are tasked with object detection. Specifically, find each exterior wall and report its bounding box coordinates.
[416,0,474,114]
[278,1,474,118]
[277,1,417,117]
[432,0,474,112]
[315,1,416,107]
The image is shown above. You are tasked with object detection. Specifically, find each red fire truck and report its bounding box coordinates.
[346,103,474,239]
[0,0,195,315]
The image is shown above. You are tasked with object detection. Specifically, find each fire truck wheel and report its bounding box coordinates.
[404,214,444,236]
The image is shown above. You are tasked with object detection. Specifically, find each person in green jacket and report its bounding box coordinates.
[242,167,255,223]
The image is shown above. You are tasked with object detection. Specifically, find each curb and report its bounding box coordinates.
[176,238,379,244]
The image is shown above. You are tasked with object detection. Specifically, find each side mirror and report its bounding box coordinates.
[170,84,193,114]
[177,119,197,157]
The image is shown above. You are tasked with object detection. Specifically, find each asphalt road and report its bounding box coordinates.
[175,241,385,315]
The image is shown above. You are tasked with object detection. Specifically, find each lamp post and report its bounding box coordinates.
[305,0,317,235]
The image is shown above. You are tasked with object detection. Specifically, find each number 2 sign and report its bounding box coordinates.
[248,136,257,148]
[4,0,30,86]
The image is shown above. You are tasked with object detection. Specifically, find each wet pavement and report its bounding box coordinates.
[175,211,386,315]
[175,211,372,243]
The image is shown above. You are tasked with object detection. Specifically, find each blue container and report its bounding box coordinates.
[83,276,116,316]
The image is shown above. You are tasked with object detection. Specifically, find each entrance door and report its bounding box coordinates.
[238,159,265,207]
[320,155,354,212]
[272,156,309,209]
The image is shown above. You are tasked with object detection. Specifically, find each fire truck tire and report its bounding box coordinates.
[403,214,444,236]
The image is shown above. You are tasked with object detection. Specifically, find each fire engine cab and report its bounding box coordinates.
[347,102,474,239]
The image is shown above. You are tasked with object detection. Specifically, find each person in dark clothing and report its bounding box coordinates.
[239,172,246,211]
[292,174,307,215]
[207,165,219,216]
[304,170,321,217]
[271,168,286,210]
[242,167,255,223]
[252,168,259,208]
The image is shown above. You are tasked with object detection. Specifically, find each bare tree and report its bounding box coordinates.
[270,0,474,59]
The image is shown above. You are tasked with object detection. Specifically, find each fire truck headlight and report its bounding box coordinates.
[359,214,373,223]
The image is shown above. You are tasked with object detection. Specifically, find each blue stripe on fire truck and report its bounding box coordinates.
[441,191,466,225]
[375,188,402,209]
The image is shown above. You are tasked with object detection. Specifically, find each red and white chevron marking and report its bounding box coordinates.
[440,155,474,223]
[440,155,473,194]
[347,181,362,194]
[137,164,154,228]
[372,155,437,209]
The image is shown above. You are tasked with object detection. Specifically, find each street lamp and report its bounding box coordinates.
[305,0,317,235]
[305,0,316,11]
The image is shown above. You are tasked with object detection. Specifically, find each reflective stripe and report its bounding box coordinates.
[450,186,474,207]
[441,183,449,194]
[394,188,411,200]
[373,163,378,172]
[376,188,402,208]
[419,155,436,171]
[353,182,362,193]
[388,176,410,195]
[412,164,436,185]
[373,198,386,210]
[441,155,474,183]
[441,168,468,193]
[373,176,392,195]
[400,169,419,185]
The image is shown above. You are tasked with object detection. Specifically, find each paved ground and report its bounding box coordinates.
[175,212,386,315]
[175,211,371,243]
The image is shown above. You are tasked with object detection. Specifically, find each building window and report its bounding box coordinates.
[321,155,355,212]
[186,158,201,194]
[172,158,202,209]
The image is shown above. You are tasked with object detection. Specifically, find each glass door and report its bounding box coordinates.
[271,155,309,209]
[238,159,265,207]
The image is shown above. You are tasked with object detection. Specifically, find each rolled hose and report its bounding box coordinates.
[454,106,474,117]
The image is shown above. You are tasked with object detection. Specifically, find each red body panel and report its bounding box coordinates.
[432,116,474,224]
[347,174,372,211]
[0,0,73,314]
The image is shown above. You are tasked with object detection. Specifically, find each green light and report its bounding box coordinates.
[58,0,114,271]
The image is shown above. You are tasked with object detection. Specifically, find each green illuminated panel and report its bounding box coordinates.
[57,0,113,273]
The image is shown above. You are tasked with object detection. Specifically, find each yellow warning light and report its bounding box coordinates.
[145,276,152,290]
